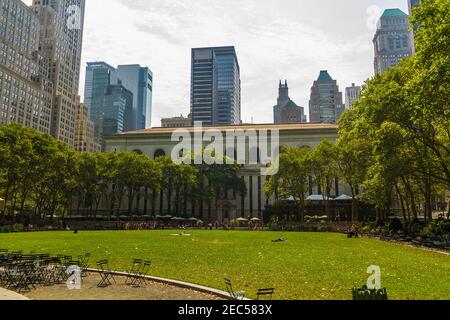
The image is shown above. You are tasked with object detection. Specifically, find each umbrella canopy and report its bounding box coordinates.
[335,194,353,201]
[250,217,262,221]
[171,217,184,221]
[236,217,248,222]
[307,195,334,201]
[188,217,198,221]
[156,215,173,219]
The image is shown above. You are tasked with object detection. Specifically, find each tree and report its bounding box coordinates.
[265,146,311,222]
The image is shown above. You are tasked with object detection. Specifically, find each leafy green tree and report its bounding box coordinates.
[265,146,311,222]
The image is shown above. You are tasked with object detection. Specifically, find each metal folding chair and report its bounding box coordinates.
[125,259,143,286]
[257,288,275,300]
[224,278,245,300]
[96,260,115,287]
[132,261,151,287]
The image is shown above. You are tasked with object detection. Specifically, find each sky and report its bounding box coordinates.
[24,0,410,127]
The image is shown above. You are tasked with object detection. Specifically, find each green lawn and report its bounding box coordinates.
[0,230,449,300]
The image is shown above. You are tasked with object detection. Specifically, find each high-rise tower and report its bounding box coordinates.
[191,46,241,125]
[309,71,344,124]
[273,81,306,124]
[32,0,86,147]
[373,9,412,75]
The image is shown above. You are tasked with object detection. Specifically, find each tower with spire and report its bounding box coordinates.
[273,80,306,124]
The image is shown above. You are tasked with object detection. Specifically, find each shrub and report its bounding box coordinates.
[421,219,450,241]
[389,218,404,233]
[408,219,425,236]
[11,223,24,233]
[196,220,204,228]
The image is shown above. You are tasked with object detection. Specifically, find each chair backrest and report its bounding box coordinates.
[140,261,151,276]
[130,259,143,273]
[224,278,237,299]
[257,288,275,300]
[96,260,109,271]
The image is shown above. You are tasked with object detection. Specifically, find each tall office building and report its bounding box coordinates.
[31,0,86,148]
[85,63,152,131]
[345,83,361,109]
[309,71,345,124]
[85,62,133,138]
[373,9,412,75]
[84,62,115,114]
[0,0,53,133]
[273,80,306,124]
[74,100,101,153]
[191,46,241,126]
[408,0,421,54]
[116,65,153,130]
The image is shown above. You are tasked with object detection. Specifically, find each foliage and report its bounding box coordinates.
[421,219,450,240]
[389,218,404,233]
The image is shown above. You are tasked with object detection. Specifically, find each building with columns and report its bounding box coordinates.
[104,123,344,222]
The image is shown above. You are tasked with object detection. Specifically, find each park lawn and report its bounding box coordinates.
[0,230,449,300]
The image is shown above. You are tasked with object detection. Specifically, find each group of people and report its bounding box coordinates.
[123,222,158,231]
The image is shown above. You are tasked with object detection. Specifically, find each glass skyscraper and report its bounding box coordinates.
[191,46,241,125]
[309,71,345,124]
[116,65,153,130]
[85,62,133,138]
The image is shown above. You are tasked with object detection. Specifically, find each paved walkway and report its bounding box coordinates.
[24,274,223,300]
[0,287,29,300]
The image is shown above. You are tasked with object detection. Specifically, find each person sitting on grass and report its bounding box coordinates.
[272,237,287,243]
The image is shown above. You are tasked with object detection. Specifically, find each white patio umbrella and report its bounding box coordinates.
[335,194,353,201]
[307,195,334,201]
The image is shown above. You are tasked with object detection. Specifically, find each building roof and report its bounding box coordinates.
[317,70,333,81]
[382,8,408,17]
[106,123,338,138]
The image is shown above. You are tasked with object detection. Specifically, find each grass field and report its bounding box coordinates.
[0,230,449,300]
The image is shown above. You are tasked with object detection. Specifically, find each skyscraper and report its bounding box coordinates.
[191,46,241,125]
[345,83,361,109]
[0,0,53,133]
[273,80,306,124]
[309,71,345,124]
[408,0,421,54]
[85,62,133,138]
[85,63,153,131]
[116,65,153,130]
[32,0,86,148]
[373,9,412,75]
[74,101,101,153]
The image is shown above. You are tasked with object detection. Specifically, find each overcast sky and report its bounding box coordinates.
[24,0,410,127]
